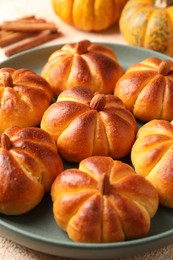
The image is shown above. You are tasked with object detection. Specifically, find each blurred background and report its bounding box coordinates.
[0,0,126,61]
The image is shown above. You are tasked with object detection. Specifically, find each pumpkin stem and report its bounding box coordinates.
[98,173,110,195]
[1,134,12,150]
[154,0,173,8]
[75,39,91,54]
[158,60,172,76]
[0,71,13,88]
[90,93,106,111]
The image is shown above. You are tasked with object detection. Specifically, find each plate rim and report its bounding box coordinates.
[0,42,173,258]
[1,217,173,248]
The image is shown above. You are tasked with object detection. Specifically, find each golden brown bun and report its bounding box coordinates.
[114,58,173,121]
[0,126,63,215]
[131,119,173,208]
[0,67,53,132]
[51,156,159,243]
[41,39,123,96]
[41,86,137,162]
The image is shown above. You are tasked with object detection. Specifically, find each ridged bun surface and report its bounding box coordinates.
[41,86,137,162]
[0,67,53,131]
[131,119,173,208]
[41,40,123,96]
[114,57,173,121]
[51,156,159,243]
[0,126,63,215]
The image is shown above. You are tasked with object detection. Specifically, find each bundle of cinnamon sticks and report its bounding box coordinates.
[0,16,61,57]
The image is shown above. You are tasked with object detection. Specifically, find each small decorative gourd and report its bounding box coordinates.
[119,0,173,56]
[51,0,128,31]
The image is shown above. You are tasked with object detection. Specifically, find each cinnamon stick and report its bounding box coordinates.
[4,30,60,57]
[15,18,46,24]
[0,31,37,47]
[0,16,43,47]
[15,15,36,21]
[0,15,61,56]
[1,21,57,32]
[0,15,36,30]
[0,18,47,30]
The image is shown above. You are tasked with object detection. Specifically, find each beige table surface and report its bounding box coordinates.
[0,0,173,259]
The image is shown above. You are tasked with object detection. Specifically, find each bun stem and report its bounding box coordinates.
[1,134,12,150]
[98,173,110,195]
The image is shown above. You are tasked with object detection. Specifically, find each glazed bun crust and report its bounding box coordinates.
[41,86,137,162]
[0,126,63,215]
[41,40,123,95]
[0,67,53,132]
[131,119,173,208]
[51,156,159,243]
[114,57,173,121]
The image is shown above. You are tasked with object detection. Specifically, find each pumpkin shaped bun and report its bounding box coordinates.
[41,86,137,162]
[131,119,173,209]
[114,57,173,122]
[0,126,63,215]
[51,156,159,243]
[41,40,123,96]
[0,67,53,132]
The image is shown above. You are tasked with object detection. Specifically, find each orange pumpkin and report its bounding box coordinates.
[120,0,173,56]
[51,0,128,31]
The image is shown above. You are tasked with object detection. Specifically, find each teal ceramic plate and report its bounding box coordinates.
[0,43,173,259]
